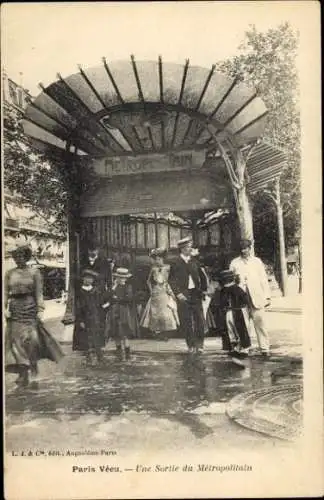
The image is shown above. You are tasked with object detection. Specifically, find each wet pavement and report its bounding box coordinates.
[5,309,303,453]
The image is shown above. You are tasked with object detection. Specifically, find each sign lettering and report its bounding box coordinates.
[94,150,206,177]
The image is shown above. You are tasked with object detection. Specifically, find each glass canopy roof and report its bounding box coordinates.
[22,57,286,193]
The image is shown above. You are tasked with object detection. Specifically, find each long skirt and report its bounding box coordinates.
[5,318,64,374]
[140,287,179,332]
[225,307,251,349]
[109,303,137,340]
[202,296,217,331]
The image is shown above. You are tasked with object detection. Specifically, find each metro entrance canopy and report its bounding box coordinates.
[22,57,287,232]
[22,56,289,314]
[23,57,270,157]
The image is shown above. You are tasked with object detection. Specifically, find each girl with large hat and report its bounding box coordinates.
[105,267,136,360]
[4,240,64,387]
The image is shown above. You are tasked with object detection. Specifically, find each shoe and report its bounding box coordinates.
[30,364,39,376]
[234,351,249,359]
[125,347,131,360]
[85,352,93,365]
[116,346,124,361]
[16,369,29,387]
[14,373,25,385]
[96,349,104,364]
[230,351,247,368]
[29,376,39,389]
[261,351,271,359]
[188,347,195,354]
[196,347,204,355]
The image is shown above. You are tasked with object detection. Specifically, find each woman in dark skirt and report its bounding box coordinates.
[219,269,251,365]
[5,242,64,387]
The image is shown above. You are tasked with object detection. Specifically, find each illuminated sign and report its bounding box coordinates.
[92,150,206,177]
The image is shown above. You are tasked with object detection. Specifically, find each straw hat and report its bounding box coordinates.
[112,267,132,279]
[177,236,193,249]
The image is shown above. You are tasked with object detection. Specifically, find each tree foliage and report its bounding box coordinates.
[3,104,98,234]
[216,23,301,256]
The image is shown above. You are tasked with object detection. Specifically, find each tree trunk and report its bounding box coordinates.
[235,186,254,242]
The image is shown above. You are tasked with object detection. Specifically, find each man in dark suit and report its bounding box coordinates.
[82,241,113,345]
[84,241,113,293]
[169,237,207,354]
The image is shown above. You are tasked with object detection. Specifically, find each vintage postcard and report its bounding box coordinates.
[2,1,323,499]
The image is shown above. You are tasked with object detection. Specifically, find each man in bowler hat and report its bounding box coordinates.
[169,237,208,354]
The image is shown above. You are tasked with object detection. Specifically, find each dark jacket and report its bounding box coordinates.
[82,256,113,292]
[105,283,136,336]
[219,284,249,311]
[169,256,208,299]
[72,285,106,351]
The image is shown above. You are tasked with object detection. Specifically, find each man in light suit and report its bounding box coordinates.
[169,237,208,354]
[230,239,271,358]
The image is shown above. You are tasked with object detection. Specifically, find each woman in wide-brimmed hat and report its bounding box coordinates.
[4,240,64,387]
[140,248,179,340]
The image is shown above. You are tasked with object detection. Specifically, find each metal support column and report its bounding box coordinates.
[62,145,80,325]
[275,179,288,296]
[62,203,77,325]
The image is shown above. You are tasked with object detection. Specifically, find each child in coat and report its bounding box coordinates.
[102,267,135,361]
[73,269,106,365]
[219,269,251,366]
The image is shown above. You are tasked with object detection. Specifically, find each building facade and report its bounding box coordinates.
[3,72,67,281]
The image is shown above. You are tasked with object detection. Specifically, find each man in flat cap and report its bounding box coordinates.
[230,239,271,358]
[169,237,208,354]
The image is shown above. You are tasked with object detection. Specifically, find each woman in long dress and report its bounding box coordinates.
[5,242,64,387]
[140,248,179,339]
